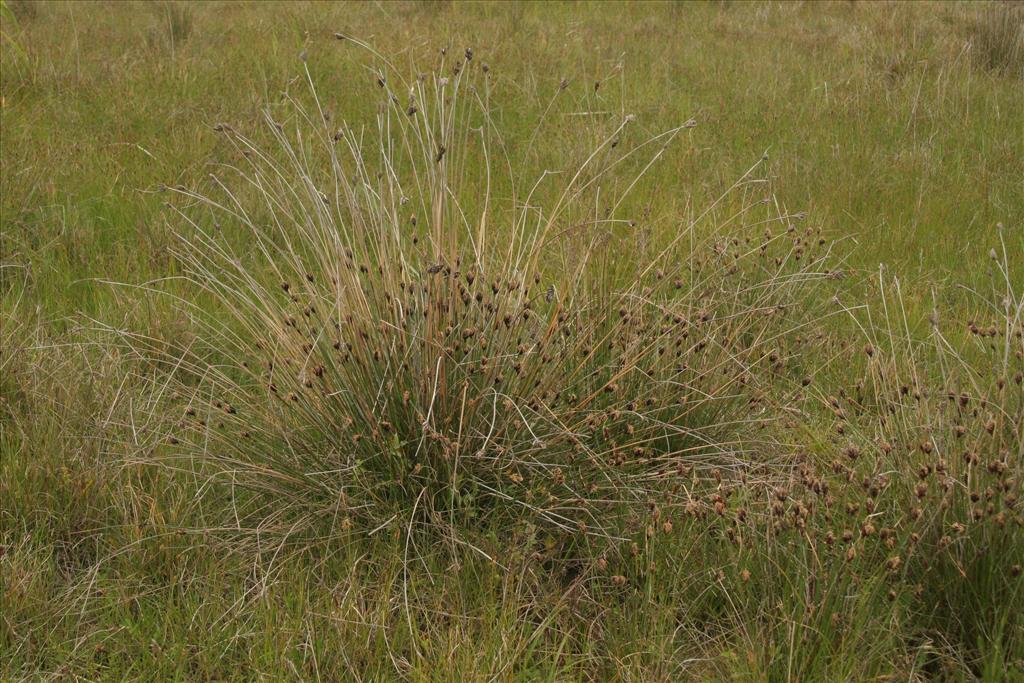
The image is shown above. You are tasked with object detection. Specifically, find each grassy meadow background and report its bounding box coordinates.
[2,1,1023,680]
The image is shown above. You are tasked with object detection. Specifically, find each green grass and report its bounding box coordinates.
[2,2,1022,680]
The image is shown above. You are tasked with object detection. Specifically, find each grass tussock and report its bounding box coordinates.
[971,1,1024,77]
[110,47,833,558]
[145,1,193,54]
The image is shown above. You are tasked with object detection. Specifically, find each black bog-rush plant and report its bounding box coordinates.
[112,45,833,555]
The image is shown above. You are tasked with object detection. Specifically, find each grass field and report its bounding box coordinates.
[2,1,1023,680]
